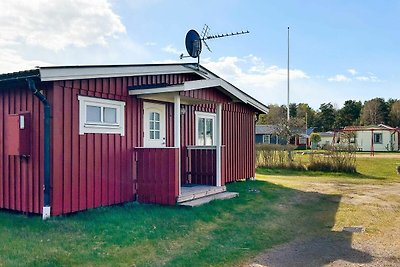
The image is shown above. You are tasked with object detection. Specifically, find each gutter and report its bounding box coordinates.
[26,79,51,220]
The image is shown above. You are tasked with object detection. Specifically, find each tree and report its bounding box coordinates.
[289,103,297,118]
[257,104,287,125]
[309,133,321,149]
[360,98,387,125]
[334,100,362,128]
[297,103,316,128]
[315,103,336,131]
[389,100,400,127]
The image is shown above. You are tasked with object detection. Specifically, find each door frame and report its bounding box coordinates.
[143,101,166,147]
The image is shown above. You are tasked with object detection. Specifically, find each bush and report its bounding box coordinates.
[307,145,357,173]
[256,144,306,170]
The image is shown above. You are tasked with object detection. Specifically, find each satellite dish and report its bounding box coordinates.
[185,30,202,58]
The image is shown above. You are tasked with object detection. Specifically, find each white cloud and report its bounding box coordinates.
[0,0,125,51]
[162,44,184,55]
[202,55,309,107]
[327,74,351,82]
[347,68,357,75]
[355,75,380,82]
[0,49,52,73]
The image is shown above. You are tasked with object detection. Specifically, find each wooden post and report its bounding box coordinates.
[216,103,222,187]
[174,94,181,195]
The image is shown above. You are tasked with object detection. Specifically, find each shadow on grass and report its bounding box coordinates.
[256,167,387,180]
[0,180,372,266]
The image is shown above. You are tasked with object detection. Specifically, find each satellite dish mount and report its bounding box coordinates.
[180,24,249,68]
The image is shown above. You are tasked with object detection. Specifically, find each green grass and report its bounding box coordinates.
[0,180,339,266]
[258,156,400,183]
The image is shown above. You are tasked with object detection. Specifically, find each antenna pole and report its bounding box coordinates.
[287,26,290,122]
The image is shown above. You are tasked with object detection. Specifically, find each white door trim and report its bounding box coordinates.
[143,102,166,147]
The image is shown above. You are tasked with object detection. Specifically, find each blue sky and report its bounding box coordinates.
[1,0,399,108]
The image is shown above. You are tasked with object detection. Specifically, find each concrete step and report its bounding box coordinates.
[178,192,239,207]
[177,186,226,203]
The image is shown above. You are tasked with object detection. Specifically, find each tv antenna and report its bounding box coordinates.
[180,24,249,66]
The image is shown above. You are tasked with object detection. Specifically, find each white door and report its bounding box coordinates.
[143,102,166,147]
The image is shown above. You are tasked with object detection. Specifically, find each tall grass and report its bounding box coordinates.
[256,144,357,173]
[308,145,357,173]
[256,144,305,170]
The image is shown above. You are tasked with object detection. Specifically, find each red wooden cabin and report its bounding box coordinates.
[0,63,267,218]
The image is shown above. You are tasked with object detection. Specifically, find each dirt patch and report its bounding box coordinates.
[245,180,400,266]
[247,234,400,267]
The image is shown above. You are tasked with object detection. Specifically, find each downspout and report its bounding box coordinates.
[27,79,51,220]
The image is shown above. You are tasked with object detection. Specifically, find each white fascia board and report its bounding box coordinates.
[129,78,268,113]
[39,65,202,82]
[129,84,185,95]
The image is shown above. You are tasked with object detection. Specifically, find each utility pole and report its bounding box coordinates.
[287,26,290,122]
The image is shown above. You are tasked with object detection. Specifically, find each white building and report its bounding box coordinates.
[337,124,399,152]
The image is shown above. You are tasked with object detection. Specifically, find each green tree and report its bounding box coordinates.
[334,100,362,128]
[289,103,297,118]
[297,103,316,128]
[315,103,336,131]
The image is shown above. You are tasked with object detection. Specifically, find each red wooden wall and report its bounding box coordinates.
[179,101,256,185]
[0,85,45,214]
[0,71,256,215]
[135,148,179,205]
[186,148,216,186]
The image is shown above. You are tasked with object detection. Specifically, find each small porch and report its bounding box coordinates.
[133,81,235,205]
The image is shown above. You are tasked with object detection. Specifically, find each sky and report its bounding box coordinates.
[0,0,399,109]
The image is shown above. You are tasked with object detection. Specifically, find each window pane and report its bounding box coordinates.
[150,112,155,121]
[154,112,160,121]
[150,131,154,139]
[87,105,101,122]
[154,131,160,139]
[155,121,160,131]
[197,118,205,145]
[104,107,117,123]
[205,118,213,145]
[150,121,154,130]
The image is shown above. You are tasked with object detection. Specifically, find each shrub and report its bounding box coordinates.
[256,144,305,170]
[307,145,357,173]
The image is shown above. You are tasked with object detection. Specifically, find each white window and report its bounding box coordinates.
[373,133,382,144]
[195,112,216,146]
[263,134,271,144]
[78,95,125,135]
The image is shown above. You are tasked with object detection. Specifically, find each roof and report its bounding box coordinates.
[343,124,398,131]
[317,131,335,137]
[255,125,279,135]
[0,63,268,113]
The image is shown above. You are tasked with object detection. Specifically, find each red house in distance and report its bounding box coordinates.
[0,63,268,219]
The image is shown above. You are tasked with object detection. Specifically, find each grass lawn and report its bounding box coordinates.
[0,183,339,266]
[1,154,398,266]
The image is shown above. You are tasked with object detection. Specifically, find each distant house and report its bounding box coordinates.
[255,125,284,145]
[292,127,314,148]
[256,125,314,148]
[334,124,400,152]
[316,131,335,148]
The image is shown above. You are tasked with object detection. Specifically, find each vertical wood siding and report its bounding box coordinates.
[0,85,45,214]
[1,72,256,215]
[186,148,216,186]
[135,148,179,205]
[180,101,256,185]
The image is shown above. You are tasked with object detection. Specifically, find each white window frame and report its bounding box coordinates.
[373,132,383,144]
[78,95,125,135]
[195,111,216,146]
[263,134,271,144]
